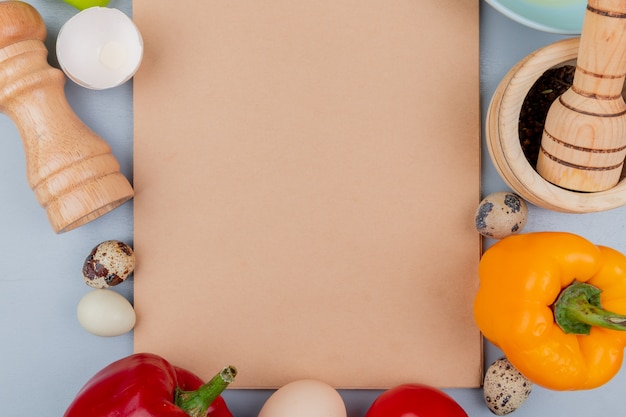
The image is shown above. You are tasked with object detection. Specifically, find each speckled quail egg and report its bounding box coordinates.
[475,192,528,239]
[483,357,533,415]
[82,240,135,288]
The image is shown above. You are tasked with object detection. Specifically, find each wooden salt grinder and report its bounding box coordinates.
[0,1,134,233]
[537,0,626,192]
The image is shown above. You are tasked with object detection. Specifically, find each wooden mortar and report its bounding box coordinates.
[537,0,626,192]
[0,1,134,233]
[486,37,626,213]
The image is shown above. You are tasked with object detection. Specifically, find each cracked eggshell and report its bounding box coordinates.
[475,192,528,239]
[82,240,135,288]
[56,7,143,89]
[483,357,533,415]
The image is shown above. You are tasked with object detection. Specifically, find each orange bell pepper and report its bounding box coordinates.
[474,231,626,390]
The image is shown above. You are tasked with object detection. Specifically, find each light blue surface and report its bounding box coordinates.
[485,0,586,34]
[3,1,626,416]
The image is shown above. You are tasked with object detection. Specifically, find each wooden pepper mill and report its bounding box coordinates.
[537,0,626,192]
[0,1,134,233]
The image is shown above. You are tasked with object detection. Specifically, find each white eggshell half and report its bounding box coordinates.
[258,379,347,417]
[56,7,143,89]
[77,289,136,337]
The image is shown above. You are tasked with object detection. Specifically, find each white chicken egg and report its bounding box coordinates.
[56,7,143,89]
[77,289,136,337]
[258,379,347,417]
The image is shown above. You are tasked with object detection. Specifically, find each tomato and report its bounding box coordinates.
[365,384,468,417]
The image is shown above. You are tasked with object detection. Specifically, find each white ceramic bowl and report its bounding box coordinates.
[56,7,143,90]
[485,0,586,35]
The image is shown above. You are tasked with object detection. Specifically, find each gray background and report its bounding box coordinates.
[1,1,626,415]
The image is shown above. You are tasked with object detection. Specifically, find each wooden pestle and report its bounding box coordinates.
[537,0,626,192]
[0,1,134,233]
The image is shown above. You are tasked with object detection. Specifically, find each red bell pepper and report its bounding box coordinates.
[365,384,468,417]
[63,353,236,417]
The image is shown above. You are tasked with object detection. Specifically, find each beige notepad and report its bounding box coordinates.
[133,0,481,388]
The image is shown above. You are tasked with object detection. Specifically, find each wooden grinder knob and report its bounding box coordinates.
[0,1,134,233]
[537,0,626,192]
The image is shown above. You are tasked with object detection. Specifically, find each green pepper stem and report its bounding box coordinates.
[554,281,626,335]
[175,365,237,417]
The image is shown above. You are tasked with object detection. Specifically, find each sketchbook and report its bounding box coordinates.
[133,0,482,388]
